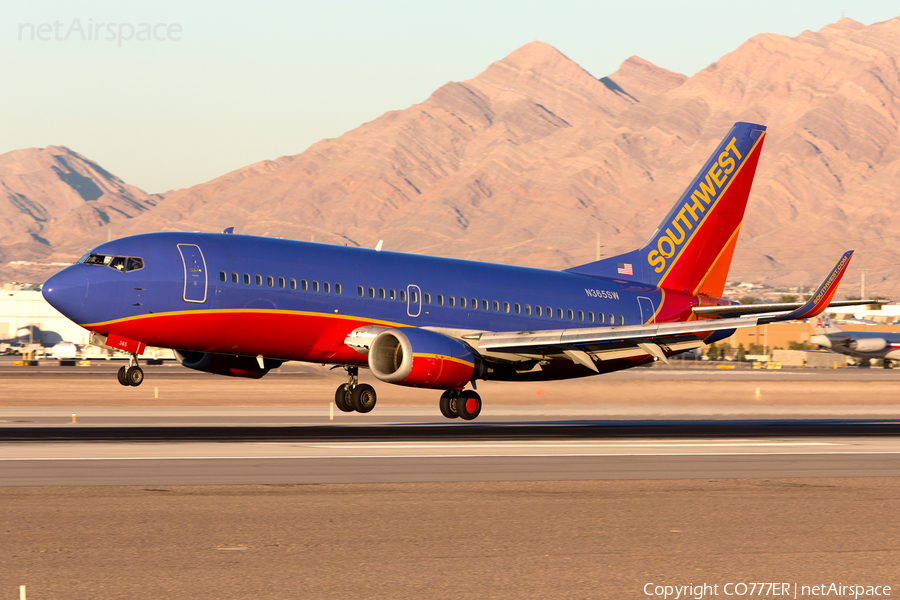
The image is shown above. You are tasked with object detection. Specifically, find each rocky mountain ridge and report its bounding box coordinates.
[3,16,900,297]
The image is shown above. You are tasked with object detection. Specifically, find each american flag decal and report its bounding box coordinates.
[617,262,633,275]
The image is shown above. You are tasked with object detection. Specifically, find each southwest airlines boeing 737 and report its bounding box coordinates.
[42,122,858,420]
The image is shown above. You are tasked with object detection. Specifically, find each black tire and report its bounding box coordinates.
[126,366,144,387]
[351,383,377,413]
[439,391,459,419]
[456,390,482,421]
[885,360,893,369]
[334,384,355,412]
[117,365,129,386]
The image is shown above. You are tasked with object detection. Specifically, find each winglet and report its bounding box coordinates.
[223,227,235,234]
[761,251,854,324]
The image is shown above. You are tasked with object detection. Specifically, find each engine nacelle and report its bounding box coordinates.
[174,350,283,379]
[849,338,887,352]
[368,328,484,389]
[810,334,832,349]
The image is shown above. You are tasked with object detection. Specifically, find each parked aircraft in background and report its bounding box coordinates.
[42,122,860,420]
[811,315,900,368]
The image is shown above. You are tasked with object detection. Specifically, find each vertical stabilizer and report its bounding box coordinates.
[566,122,766,297]
[812,315,844,335]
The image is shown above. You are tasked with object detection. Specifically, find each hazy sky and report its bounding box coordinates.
[2,0,898,194]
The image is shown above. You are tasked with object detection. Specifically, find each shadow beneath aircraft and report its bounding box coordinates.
[3,419,900,442]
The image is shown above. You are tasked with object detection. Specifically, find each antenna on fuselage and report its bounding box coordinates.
[375,240,384,252]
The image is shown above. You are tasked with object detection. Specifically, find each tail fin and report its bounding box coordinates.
[812,314,844,334]
[566,122,767,296]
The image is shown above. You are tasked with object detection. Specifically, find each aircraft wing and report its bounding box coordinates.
[467,251,856,369]
[692,299,886,318]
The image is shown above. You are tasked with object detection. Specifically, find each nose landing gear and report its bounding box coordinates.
[334,366,377,413]
[117,354,144,387]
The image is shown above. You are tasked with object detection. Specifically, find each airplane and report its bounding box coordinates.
[42,122,860,420]
[811,314,900,368]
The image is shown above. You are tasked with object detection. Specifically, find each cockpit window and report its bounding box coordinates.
[81,253,144,273]
[109,256,128,272]
[82,253,114,266]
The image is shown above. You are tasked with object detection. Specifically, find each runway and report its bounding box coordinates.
[4,371,900,598]
[4,409,900,484]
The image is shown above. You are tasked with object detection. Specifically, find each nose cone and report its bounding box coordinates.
[43,266,88,322]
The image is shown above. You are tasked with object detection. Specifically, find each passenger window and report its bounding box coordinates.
[504,302,510,313]
[535,306,542,317]
[598,313,605,325]
[243,273,250,285]
[619,315,625,326]
[232,272,239,284]
[437,295,444,306]
[449,296,456,307]
[608,314,614,325]
[267,276,274,287]
[389,289,396,301]
[588,312,594,323]
[368,287,375,298]
[335,283,342,295]
[514,303,520,314]
[546,307,552,318]
[400,290,407,302]
[255,275,262,286]
[525,304,531,316]
[460,297,466,309]
[290,279,297,290]
[278,277,285,289]
[424,293,431,304]
[566,309,573,320]
[312,281,319,292]
[379,288,386,300]
[472,298,478,310]
[126,257,144,272]
[577,310,584,322]
[219,271,226,282]
[357,286,364,297]
[301,280,308,291]
[324,282,330,294]
[492,301,499,312]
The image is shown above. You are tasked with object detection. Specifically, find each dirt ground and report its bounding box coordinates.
[2,478,898,600]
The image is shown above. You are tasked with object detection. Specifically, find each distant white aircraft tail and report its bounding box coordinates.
[812,315,843,334]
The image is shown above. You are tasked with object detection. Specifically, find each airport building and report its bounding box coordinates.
[0,283,91,348]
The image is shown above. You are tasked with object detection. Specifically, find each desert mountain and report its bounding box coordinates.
[4,16,900,296]
[0,146,159,281]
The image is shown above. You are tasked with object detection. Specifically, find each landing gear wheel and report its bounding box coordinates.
[351,383,377,413]
[885,360,893,369]
[334,384,355,412]
[125,365,144,387]
[456,390,482,421]
[117,366,129,386]
[439,391,460,419]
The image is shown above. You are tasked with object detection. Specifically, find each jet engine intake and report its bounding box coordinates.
[849,338,887,352]
[174,350,284,378]
[368,328,484,389]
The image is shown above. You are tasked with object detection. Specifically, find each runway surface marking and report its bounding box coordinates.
[2,437,899,460]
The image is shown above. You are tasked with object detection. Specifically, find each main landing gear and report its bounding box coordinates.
[334,366,377,413]
[439,390,482,420]
[117,353,144,387]
[884,359,894,369]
